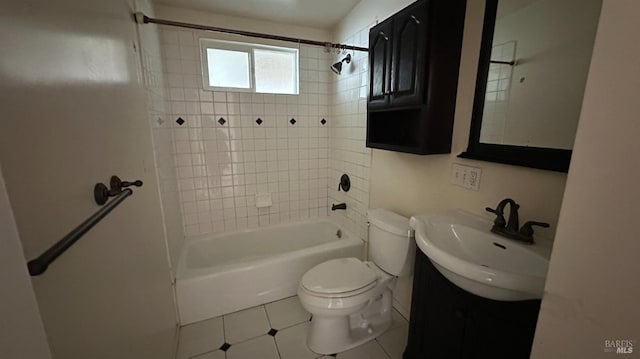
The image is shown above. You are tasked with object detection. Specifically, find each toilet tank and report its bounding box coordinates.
[367,209,415,276]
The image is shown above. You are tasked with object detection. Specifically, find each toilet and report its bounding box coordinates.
[297,208,415,354]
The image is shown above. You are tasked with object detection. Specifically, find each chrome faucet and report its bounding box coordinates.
[486,198,549,244]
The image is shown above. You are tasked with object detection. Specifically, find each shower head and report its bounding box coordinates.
[331,54,351,75]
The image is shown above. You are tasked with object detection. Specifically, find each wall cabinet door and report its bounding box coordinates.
[366,0,466,155]
[368,20,393,108]
[390,1,428,106]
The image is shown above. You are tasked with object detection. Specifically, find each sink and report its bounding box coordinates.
[410,209,552,301]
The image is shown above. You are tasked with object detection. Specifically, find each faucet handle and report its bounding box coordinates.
[486,207,506,227]
[519,221,550,237]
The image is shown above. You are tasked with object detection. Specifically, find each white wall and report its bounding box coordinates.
[156,5,331,43]
[0,0,177,357]
[487,0,601,149]
[0,167,51,359]
[136,0,185,274]
[531,0,640,356]
[334,0,569,316]
[151,6,336,238]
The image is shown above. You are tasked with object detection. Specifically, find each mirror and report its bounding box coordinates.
[460,0,602,172]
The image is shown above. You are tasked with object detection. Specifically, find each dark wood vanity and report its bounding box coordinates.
[403,250,541,358]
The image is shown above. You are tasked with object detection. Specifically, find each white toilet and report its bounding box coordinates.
[297,208,415,354]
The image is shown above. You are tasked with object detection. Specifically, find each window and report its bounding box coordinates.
[201,39,299,95]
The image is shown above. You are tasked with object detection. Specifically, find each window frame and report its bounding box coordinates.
[200,38,299,95]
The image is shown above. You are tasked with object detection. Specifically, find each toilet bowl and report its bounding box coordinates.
[297,209,414,354]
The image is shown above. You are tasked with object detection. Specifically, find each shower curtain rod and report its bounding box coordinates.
[134,13,369,52]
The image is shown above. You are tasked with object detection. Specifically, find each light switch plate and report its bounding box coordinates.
[451,164,482,191]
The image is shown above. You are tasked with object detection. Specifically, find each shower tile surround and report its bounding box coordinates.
[158,27,333,236]
[328,26,374,242]
[146,11,376,245]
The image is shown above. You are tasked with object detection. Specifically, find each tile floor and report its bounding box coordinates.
[176,296,409,359]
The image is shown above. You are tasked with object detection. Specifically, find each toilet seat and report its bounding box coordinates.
[301,258,378,298]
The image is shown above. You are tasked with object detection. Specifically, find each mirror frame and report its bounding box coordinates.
[458,0,572,173]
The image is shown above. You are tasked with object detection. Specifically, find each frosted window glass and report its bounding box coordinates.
[254,49,297,94]
[207,49,250,89]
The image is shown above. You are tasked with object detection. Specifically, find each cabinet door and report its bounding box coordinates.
[390,1,429,106]
[405,251,466,358]
[463,300,540,358]
[368,21,392,108]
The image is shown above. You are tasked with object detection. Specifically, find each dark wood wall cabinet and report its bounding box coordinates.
[403,251,541,359]
[367,0,467,155]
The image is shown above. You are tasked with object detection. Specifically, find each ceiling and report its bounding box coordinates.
[153,0,362,29]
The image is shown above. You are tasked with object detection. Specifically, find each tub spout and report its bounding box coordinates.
[331,203,347,211]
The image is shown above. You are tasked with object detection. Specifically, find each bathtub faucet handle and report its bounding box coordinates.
[338,174,350,192]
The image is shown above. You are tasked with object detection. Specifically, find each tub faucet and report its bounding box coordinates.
[331,203,347,211]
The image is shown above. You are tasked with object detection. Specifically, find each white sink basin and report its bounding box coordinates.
[410,209,552,301]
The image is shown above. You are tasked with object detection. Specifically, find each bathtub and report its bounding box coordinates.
[175,220,364,325]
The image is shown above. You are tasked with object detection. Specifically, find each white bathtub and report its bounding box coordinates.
[175,220,364,325]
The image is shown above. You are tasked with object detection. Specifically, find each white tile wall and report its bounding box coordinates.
[328,25,374,242]
[158,27,335,237]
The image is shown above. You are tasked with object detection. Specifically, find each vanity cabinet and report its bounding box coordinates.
[403,251,540,358]
[367,0,467,154]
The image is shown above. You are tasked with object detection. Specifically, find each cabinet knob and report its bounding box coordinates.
[411,15,421,25]
[379,31,389,41]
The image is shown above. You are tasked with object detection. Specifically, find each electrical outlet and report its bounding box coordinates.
[451,164,482,191]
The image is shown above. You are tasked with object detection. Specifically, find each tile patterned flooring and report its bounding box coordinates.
[176,296,409,359]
